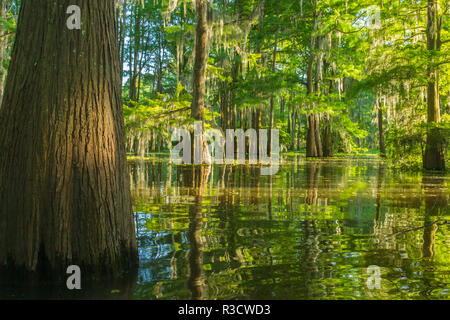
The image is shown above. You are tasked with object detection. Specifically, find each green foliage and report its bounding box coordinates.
[124,83,192,143]
[116,0,448,164]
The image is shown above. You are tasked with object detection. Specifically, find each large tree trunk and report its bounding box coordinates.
[0,0,138,279]
[423,0,445,170]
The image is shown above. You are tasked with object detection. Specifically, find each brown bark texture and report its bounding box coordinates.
[0,0,138,279]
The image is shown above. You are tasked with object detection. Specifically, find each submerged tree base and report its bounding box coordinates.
[0,242,139,283]
[0,264,138,299]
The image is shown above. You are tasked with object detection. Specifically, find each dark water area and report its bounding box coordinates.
[0,156,448,300]
[130,156,449,300]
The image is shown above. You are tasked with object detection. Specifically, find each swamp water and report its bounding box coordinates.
[0,156,448,299]
[131,156,449,300]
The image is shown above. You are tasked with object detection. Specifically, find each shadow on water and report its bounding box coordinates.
[0,272,138,300]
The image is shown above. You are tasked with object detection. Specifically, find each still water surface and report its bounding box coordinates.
[0,156,448,299]
[131,156,449,300]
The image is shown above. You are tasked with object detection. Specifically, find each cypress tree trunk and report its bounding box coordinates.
[0,0,138,279]
[306,51,317,157]
[191,0,208,164]
[268,13,278,155]
[322,66,335,158]
[0,0,8,106]
[129,5,140,102]
[314,113,323,157]
[322,114,333,157]
[377,95,386,157]
[119,0,127,83]
[191,0,207,123]
[307,114,317,157]
[306,12,323,158]
[423,0,445,170]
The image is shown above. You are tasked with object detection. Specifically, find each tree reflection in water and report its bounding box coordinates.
[129,157,449,300]
[179,165,211,300]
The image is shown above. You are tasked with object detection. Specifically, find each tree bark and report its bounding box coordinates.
[268,9,278,155]
[190,0,208,164]
[0,0,138,279]
[423,0,445,170]
[129,4,141,102]
[307,114,317,157]
[191,0,207,123]
[305,11,323,158]
[377,95,386,157]
[0,0,9,106]
[322,113,333,157]
[119,0,127,84]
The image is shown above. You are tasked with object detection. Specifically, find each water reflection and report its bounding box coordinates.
[422,175,448,259]
[181,165,211,300]
[131,157,449,300]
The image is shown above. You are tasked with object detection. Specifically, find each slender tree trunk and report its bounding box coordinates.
[306,49,317,157]
[0,0,138,279]
[297,113,302,149]
[423,0,445,170]
[314,113,323,156]
[322,113,333,157]
[268,9,278,155]
[156,29,165,94]
[287,107,291,148]
[291,110,297,150]
[377,95,386,157]
[307,114,317,157]
[129,5,141,102]
[191,0,208,163]
[322,59,335,157]
[191,0,207,122]
[306,12,322,158]
[119,0,127,84]
[0,0,8,106]
[255,2,265,155]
